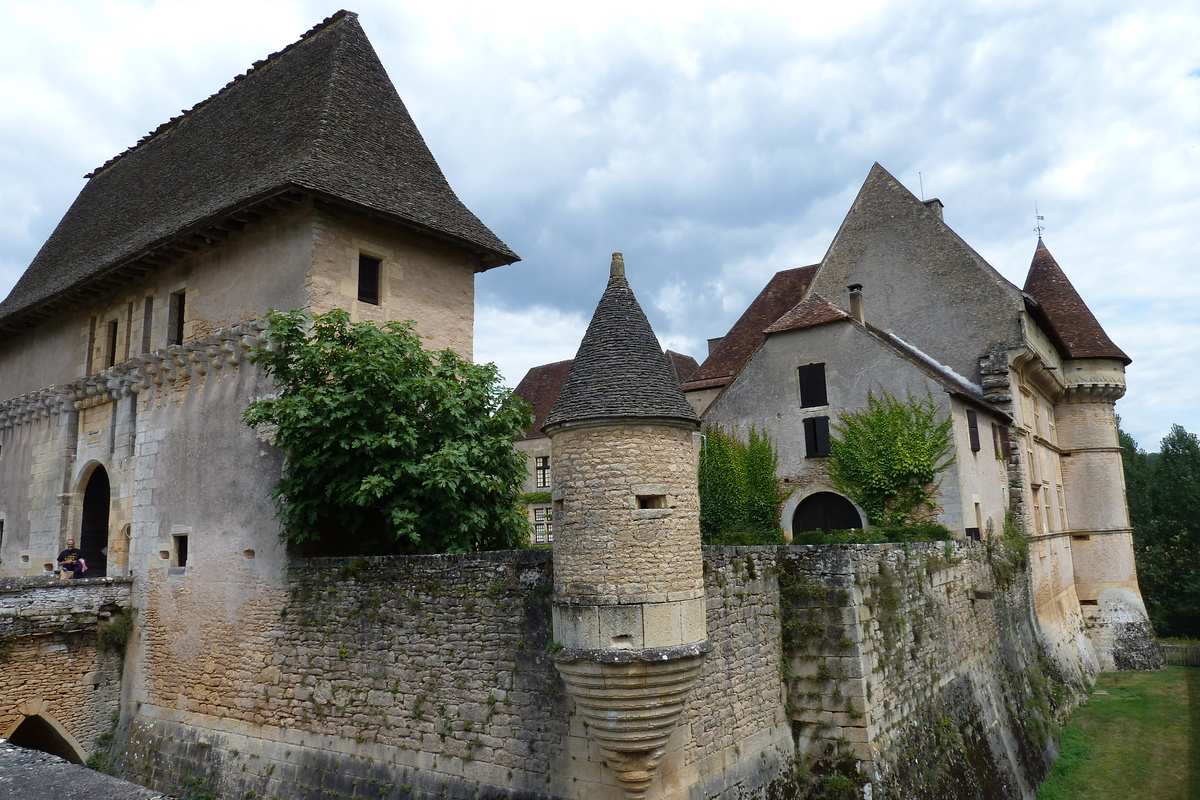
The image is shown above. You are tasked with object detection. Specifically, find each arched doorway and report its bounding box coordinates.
[5,714,86,764]
[792,492,863,533]
[79,465,110,578]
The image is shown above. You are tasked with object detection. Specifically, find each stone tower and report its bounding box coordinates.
[1024,239,1160,669]
[543,254,710,799]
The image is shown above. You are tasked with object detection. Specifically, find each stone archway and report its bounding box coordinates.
[79,465,110,578]
[3,711,86,764]
[792,491,863,533]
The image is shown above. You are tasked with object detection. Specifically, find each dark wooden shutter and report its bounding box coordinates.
[967,410,981,452]
[798,363,828,408]
[805,416,831,457]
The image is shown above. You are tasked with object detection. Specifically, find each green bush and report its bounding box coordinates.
[791,524,953,545]
[699,426,790,545]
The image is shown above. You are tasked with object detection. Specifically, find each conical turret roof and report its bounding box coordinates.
[545,254,699,428]
[0,10,517,336]
[1023,239,1129,364]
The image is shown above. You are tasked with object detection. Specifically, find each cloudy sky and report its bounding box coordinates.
[1,0,1197,450]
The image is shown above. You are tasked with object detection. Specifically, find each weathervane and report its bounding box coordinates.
[1034,202,1046,238]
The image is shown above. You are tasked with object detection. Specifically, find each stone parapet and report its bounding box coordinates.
[0,577,132,639]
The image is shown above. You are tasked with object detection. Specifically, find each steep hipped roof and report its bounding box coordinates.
[1023,239,1130,364]
[683,264,819,391]
[764,292,850,333]
[513,359,574,440]
[0,11,517,334]
[545,254,698,428]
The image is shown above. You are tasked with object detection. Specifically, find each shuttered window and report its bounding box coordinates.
[967,410,981,452]
[804,416,831,458]
[798,363,828,408]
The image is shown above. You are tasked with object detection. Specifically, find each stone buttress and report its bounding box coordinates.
[543,254,710,799]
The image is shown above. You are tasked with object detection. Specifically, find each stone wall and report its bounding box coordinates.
[112,544,1080,800]
[0,577,131,758]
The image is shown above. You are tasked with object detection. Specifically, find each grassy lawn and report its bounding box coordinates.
[1037,666,1200,800]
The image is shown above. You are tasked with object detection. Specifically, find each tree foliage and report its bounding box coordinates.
[1122,423,1200,638]
[828,391,955,527]
[244,308,532,554]
[698,426,788,545]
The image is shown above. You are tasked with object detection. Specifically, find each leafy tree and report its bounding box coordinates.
[828,391,955,526]
[1123,423,1200,638]
[698,426,788,545]
[244,308,532,554]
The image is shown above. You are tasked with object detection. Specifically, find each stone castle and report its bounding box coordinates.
[0,10,1161,800]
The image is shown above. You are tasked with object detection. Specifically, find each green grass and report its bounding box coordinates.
[1037,667,1200,800]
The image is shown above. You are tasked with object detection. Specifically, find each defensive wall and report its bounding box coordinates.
[102,541,1075,800]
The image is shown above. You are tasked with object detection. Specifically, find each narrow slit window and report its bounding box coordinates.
[106,320,119,368]
[168,291,186,345]
[141,296,155,356]
[967,409,981,452]
[804,416,831,458]
[798,363,828,408]
[358,254,381,305]
[172,534,188,569]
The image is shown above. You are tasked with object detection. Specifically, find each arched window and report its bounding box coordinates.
[792,492,863,533]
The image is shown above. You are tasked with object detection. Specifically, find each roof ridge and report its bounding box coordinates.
[86,10,357,179]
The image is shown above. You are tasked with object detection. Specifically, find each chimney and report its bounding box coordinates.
[707,337,725,355]
[923,198,944,221]
[848,284,865,324]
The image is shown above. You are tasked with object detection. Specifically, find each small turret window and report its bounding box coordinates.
[637,495,666,510]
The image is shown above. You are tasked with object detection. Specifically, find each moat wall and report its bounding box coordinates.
[113,544,1076,800]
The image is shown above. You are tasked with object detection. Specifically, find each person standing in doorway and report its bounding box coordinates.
[57,539,84,579]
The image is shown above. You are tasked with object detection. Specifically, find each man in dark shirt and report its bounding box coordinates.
[57,539,84,579]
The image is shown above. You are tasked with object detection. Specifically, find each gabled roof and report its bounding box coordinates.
[1023,239,1130,364]
[513,359,574,440]
[665,350,700,383]
[545,254,698,428]
[683,264,819,391]
[764,292,850,333]
[0,10,517,336]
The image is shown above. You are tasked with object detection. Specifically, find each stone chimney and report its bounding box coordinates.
[923,198,944,221]
[544,253,710,800]
[848,283,865,324]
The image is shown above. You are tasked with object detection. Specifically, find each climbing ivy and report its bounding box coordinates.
[828,390,955,527]
[698,426,789,545]
[245,308,532,553]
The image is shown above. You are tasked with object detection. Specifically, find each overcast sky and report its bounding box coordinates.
[1,0,1197,450]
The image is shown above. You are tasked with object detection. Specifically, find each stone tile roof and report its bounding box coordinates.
[1023,239,1130,364]
[682,264,819,391]
[513,359,574,440]
[545,254,699,428]
[0,10,517,336]
[763,292,850,333]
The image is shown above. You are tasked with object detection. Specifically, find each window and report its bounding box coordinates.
[533,507,553,544]
[358,254,381,305]
[804,416,831,458]
[967,410,981,452]
[141,296,154,356]
[798,363,828,408]
[106,320,119,368]
[636,495,666,509]
[168,291,186,345]
[535,456,550,489]
[172,534,188,569]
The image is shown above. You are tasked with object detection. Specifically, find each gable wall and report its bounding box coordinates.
[808,182,1024,384]
[703,322,1006,536]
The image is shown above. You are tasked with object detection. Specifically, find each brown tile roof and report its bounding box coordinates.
[545,255,698,428]
[512,359,574,440]
[665,350,700,383]
[0,11,517,338]
[1023,239,1130,364]
[763,292,850,333]
[682,264,819,391]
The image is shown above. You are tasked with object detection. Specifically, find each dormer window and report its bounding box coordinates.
[358,254,381,305]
